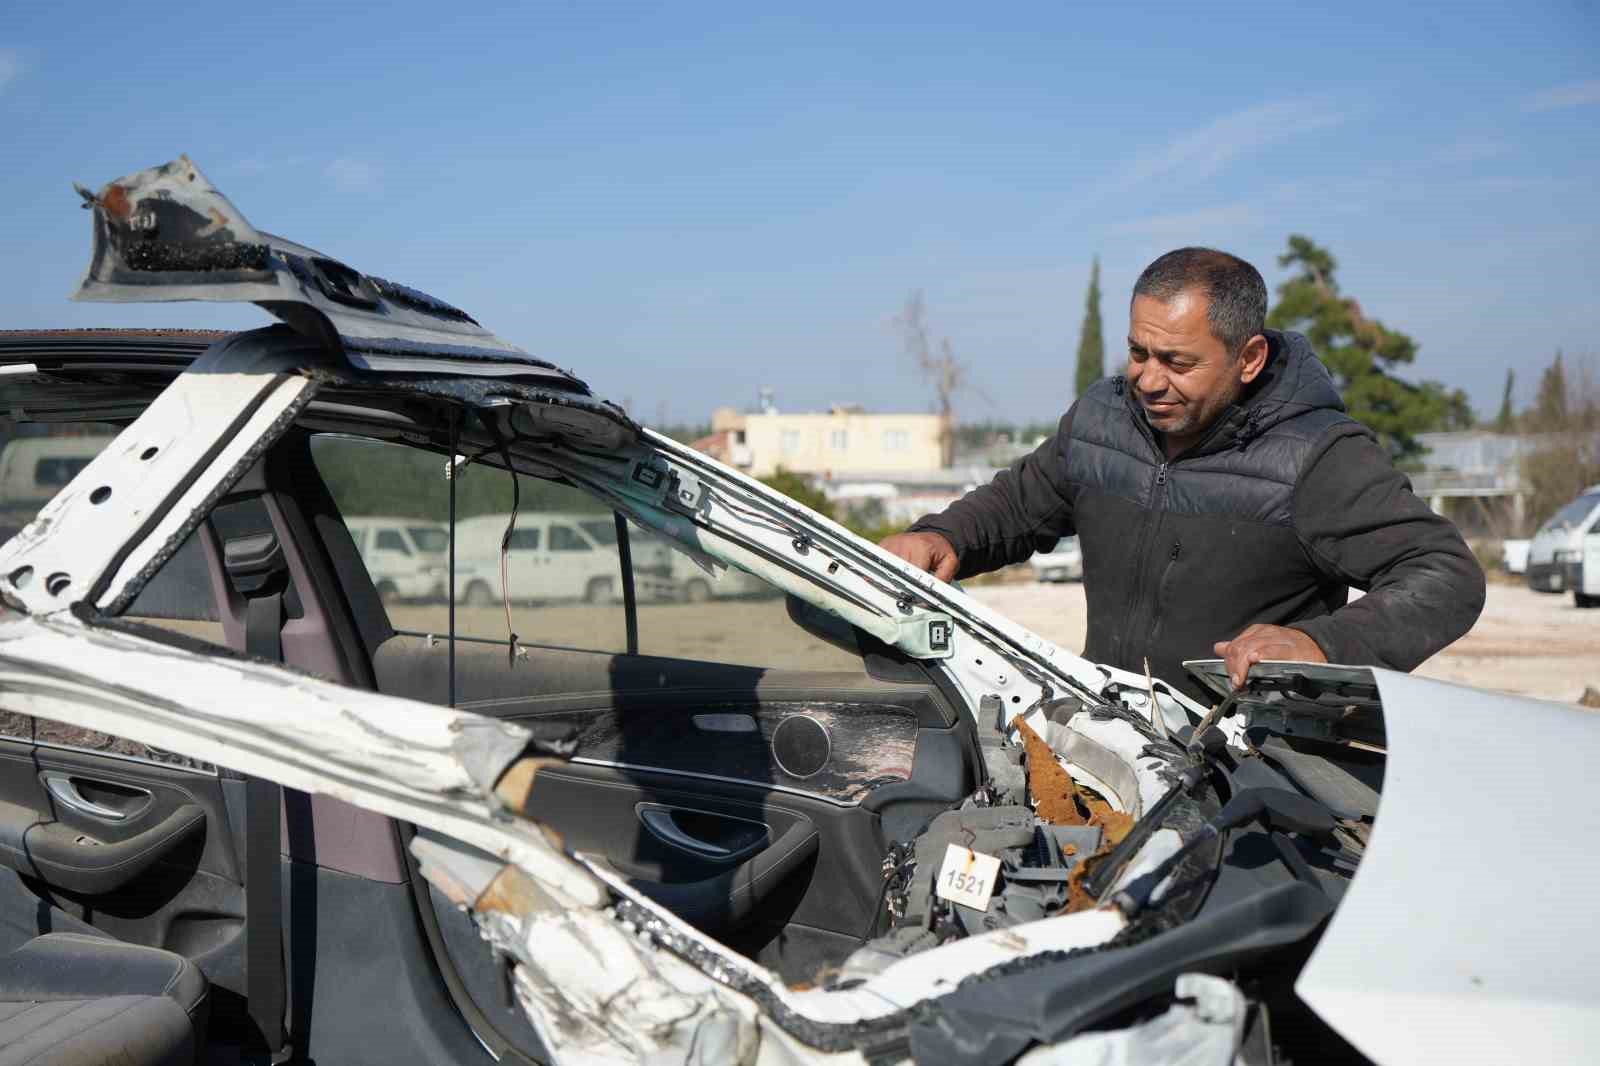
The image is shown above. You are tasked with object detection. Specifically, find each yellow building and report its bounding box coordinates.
[700,405,948,477]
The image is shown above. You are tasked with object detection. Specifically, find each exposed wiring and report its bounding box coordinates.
[486,417,523,667]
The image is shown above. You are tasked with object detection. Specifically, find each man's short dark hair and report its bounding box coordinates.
[1132,247,1267,353]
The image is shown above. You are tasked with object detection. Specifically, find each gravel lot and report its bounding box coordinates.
[967,578,1600,706]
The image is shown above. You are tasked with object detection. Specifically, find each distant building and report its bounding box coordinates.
[953,434,1049,469]
[820,466,999,525]
[704,401,947,478]
[1411,430,1542,536]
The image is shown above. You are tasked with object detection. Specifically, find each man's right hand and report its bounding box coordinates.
[879,531,961,582]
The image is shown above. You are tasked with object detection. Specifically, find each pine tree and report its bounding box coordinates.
[1494,369,1516,432]
[1266,235,1473,457]
[1531,351,1568,432]
[1074,257,1105,400]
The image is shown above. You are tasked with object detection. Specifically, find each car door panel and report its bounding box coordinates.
[0,733,247,986]
[523,697,919,803]
[519,764,878,940]
[371,635,977,976]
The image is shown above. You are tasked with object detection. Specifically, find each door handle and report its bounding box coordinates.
[639,807,732,857]
[637,804,769,861]
[628,819,819,935]
[43,774,150,822]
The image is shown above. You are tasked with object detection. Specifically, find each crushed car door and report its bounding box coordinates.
[303,434,983,1059]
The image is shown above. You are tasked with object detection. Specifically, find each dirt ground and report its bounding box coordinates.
[378,572,1600,703]
[967,578,1600,706]
[386,575,1599,705]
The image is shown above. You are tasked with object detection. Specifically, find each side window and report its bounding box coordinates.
[548,525,588,552]
[624,519,864,672]
[307,435,862,672]
[0,421,228,646]
[309,435,628,653]
[122,528,228,644]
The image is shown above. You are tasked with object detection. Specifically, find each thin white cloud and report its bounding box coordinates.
[325,156,380,192]
[1433,137,1511,165]
[221,154,316,178]
[1106,202,1261,239]
[0,49,23,94]
[1524,79,1600,112]
[1117,97,1350,188]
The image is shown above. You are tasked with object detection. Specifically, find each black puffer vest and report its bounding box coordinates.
[1065,331,1366,697]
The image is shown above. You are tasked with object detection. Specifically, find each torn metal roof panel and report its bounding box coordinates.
[71,156,588,389]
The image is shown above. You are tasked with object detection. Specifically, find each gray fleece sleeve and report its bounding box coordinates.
[1288,432,1486,670]
[908,409,1078,579]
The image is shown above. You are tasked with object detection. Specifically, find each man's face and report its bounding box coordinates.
[1125,290,1249,444]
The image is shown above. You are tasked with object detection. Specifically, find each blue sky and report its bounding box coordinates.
[2,3,1596,425]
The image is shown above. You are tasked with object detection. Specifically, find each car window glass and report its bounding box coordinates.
[1544,494,1600,532]
[624,522,863,672]
[310,435,627,653]
[308,434,860,670]
[0,421,228,645]
[121,528,229,643]
[548,525,588,551]
[375,529,411,554]
[578,519,617,545]
[408,526,449,552]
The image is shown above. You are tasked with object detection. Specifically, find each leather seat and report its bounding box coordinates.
[0,933,208,1066]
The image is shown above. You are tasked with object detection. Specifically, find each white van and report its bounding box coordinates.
[0,434,116,539]
[1526,485,1600,597]
[454,513,625,604]
[344,517,451,603]
[630,529,773,602]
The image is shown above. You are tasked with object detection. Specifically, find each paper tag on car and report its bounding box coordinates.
[935,844,1001,911]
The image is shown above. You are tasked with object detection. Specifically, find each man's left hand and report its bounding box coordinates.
[1213,624,1327,689]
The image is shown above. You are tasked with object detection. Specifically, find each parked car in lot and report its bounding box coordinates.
[1029,535,1083,582]
[450,512,678,605]
[0,432,116,542]
[455,511,628,604]
[344,516,451,602]
[630,528,777,602]
[1526,486,1600,595]
[0,158,1595,1066]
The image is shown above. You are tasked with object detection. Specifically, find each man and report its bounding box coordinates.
[882,247,1485,701]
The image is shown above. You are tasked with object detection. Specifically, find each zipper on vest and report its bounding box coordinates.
[1146,538,1182,658]
[1116,461,1171,662]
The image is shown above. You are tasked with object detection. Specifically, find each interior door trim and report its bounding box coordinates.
[42,772,152,822]
[569,757,859,808]
[636,802,771,861]
[0,733,219,777]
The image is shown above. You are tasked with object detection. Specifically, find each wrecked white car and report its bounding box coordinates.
[0,158,1595,1066]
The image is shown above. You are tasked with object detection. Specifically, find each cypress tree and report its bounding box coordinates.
[1494,369,1515,432]
[1075,257,1105,399]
